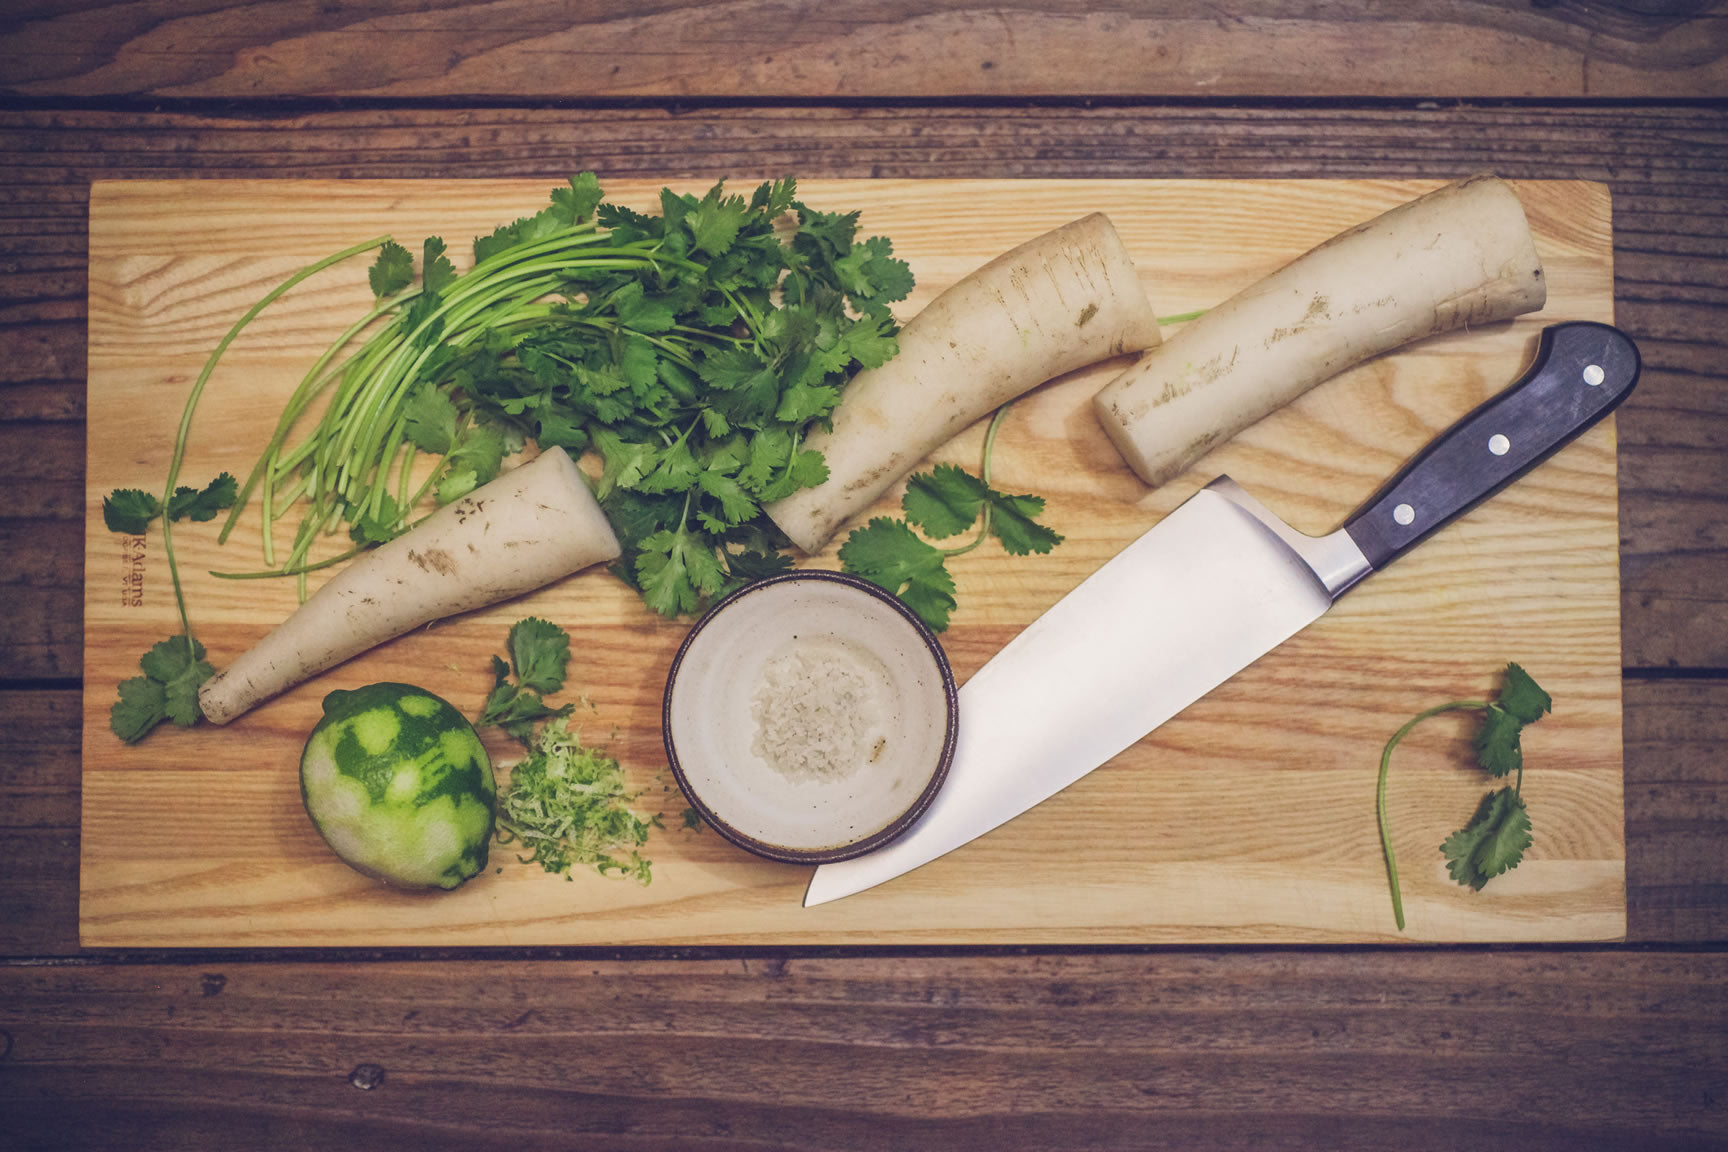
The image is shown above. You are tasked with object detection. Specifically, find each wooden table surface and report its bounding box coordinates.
[2,3,1725,1148]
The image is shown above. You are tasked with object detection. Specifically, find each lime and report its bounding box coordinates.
[300,683,495,889]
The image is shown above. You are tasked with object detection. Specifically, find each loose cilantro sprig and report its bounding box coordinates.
[104,474,239,536]
[110,636,216,743]
[1376,662,1552,930]
[481,618,658,884]
[839,402,1062,631]
[479,616,574,743]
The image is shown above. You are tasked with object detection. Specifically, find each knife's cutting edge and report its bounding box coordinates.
[803,479,1370,908]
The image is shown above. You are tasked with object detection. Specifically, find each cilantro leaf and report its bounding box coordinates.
[833,235,915,311]
[751,177,798,218]
[551,172,604,225]
[696,468,758,527]
[636,527,726,617]
[112,635,213,743]
[829,312,901,373]
[165,473,237,523]
[402,384,460,455]
[840,517,957,632]
[636,438,701,495]
[137,634,202,683]
[737,428,791,494]
[509,616,571,694]
[1376,664,1553,928]
[773,382,841,425]
[404,236,456,335]
[533,406,590,453]
[436,425,508,506]
[724,547,794,584]
[368,240,414,298]
[987,490,1063,555]
[611,281,678,334]
[1497,662,1553,725]
[757,447,829,502]
[1442,788,1533,891]
[903,465,987,540]
[480,617,575,744]
[347,493,403,545]
[686,183,750,257]
[103,488,161,535]
[420,236,457,299]
[591,427,658,497]
[1472,704,1525,777]
[111,676,168,744]
[793,204,860,261]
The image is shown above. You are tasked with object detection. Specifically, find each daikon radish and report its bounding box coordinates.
[1092,175,1547,488]
[765,213,1161,554]
[199,448,620,725]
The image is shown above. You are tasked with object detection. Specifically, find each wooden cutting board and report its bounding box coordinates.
[82,178,1624,946]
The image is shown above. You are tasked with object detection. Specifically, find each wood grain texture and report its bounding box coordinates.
[78,176,1624,946]
[3,953,1726,1150]
[0,691,83,956]
[2,1,1725,101]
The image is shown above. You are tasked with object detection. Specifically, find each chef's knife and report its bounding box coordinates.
[804,321,1640,907]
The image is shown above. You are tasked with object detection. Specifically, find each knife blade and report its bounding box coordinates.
[804,321,1641,907]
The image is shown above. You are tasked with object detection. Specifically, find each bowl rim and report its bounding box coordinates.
[661,569,959,865]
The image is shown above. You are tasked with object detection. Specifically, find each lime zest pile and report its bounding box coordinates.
[493,715,657,885]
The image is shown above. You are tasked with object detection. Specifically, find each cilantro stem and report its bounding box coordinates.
[1377,699,1488,931]
[941,400,1016,559]
[163,235,388,645]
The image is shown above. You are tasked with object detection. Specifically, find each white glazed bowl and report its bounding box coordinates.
[662,571,958,864]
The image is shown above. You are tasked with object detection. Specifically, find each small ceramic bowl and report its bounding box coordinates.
[662,570,958,864]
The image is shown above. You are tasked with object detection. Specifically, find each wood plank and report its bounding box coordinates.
[2,1,1724,101]
[1624,678,1728,941]
[78,176,1625,947]
[2,953,1724,1149]
[0,690,82,956]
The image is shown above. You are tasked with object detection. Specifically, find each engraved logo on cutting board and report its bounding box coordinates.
[120,534,146,607]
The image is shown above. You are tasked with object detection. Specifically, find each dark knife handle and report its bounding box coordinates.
[1343,322,1640,572]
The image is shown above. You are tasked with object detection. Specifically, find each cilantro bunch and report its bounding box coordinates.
[222,174,915,621]
[1376,662,1553,930]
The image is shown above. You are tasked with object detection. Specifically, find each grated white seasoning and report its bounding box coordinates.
[751,637,888,780]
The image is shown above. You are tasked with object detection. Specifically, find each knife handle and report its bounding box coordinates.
[1343,322,1640,572]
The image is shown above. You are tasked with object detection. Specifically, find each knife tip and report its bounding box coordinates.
[801,871,837,908]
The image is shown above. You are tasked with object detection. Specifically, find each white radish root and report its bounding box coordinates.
[1092,175,1548,489]
[765,212,1162,554]
[199,447,620,725]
